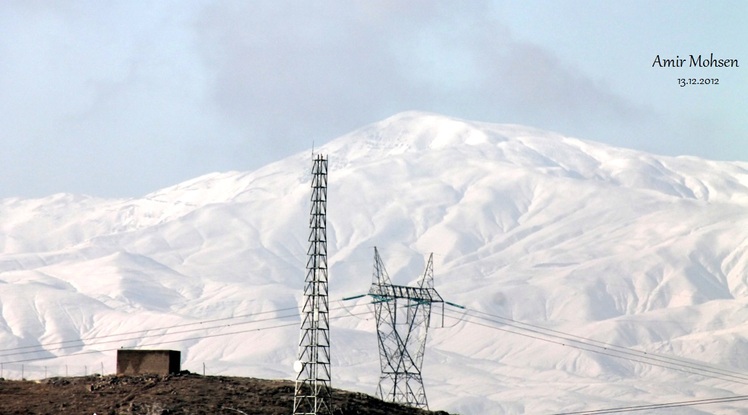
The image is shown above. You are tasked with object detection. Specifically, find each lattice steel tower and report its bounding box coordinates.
[293,154,332,415]
[368,247,443,410]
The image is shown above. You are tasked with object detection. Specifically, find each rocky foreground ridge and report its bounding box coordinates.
[0,372,453,415]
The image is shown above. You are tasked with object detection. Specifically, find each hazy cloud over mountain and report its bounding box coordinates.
[1,1,745,197]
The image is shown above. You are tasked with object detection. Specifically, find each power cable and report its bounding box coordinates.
[0,301,371,358]
[7,294,748,406]
[0,311,301,359]
[3,321,301,365]
[461,308,748,384]
[468,307,742,377]
[548,394,748,414]
[0,305,371,365]
[0,305,302,356]
[441,308,748,386]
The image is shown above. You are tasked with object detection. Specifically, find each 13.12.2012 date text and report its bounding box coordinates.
[678,78,719,87]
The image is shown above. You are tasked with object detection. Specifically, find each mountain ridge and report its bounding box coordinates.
[1,112,748,414]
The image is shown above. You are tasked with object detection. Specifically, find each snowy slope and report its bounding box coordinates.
[2,111,748,414]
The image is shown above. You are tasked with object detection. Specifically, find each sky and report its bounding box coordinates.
[0,0,746,199]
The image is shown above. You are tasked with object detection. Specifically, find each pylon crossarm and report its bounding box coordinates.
[369,283,444,303]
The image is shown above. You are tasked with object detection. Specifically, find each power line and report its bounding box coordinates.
[548,394,748,414]
[6,293,748,410]
[452,311,748,385]
[0,302,370,362]
[467,307,746,378]
[3,321,299,364]
[0,311,301,360]
[0,305,302,356]
[2,309,372,365]
[441,308,748,386]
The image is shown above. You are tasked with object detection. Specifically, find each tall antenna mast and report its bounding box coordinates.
[293,154,332,415]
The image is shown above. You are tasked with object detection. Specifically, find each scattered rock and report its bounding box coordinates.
[0,375,453,414]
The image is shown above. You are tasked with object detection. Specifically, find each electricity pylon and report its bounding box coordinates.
[367,247,443,410]
[293,154,332,415]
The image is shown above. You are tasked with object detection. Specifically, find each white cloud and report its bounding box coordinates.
[0,1,743,197]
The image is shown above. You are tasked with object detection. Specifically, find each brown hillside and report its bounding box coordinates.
[0,372,454,415]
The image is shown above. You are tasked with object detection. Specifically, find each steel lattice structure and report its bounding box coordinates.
[368,247,443,410]
[293,155,332,415]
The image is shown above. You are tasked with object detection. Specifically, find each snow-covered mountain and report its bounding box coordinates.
[2,111,748,414]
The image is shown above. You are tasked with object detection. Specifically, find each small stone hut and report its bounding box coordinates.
[116,350,181,376]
